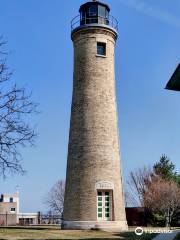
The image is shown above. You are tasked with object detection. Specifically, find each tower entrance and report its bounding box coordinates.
[97,191,112,221]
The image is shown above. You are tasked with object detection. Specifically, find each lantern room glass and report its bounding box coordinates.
[80,2,109,26]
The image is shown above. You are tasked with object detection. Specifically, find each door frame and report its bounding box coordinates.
[97,190,113,221]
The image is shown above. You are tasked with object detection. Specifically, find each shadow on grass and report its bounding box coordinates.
[0,237,126,240]
[114,231,158,240]
[0,226,50,231]
[0,237,157,240]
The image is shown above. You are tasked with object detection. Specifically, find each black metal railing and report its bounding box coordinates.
[71,15,118,32]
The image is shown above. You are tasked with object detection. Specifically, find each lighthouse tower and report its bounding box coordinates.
[62,0,128,231]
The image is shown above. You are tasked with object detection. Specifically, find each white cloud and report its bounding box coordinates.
[118,0,180,28]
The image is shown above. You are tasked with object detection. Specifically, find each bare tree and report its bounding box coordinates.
[126,166,153,207]
[0,37,37,177]
[44,180,65,216]
[144,177,180,227]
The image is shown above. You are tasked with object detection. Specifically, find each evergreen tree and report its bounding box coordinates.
[153,155,180,185]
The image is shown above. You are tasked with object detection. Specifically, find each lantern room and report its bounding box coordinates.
[79,1,110,25]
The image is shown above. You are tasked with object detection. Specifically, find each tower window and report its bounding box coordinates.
[89,5,97,16]
[98,5,106,17]
[10,197,13,203]
[97,42,106,56]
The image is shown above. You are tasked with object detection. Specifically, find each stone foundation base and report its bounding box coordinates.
[61,220,128,232]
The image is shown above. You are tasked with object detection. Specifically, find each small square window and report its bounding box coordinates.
[98,213,102,218]
[98,196,102,201]
[105,208,110,213]
[97,42,106,56]
[98,202,102,207]
[105,197,109,201]
[10,208,15,212]
[98,208,102,213]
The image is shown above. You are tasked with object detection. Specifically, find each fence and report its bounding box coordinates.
[40,214,61,225]
[0,213,62,226]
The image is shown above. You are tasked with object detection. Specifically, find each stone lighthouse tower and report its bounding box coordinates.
[62,0,128,231]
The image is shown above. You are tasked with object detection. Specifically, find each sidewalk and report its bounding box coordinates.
[153,230,180,240]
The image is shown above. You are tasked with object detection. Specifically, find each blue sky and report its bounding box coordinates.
[0,0,179,212]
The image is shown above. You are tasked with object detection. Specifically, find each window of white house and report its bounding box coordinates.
[10,197,13,203]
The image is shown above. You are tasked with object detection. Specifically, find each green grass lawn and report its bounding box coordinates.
[0,226,158,240]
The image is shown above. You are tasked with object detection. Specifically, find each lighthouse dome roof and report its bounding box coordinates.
[79,1,110,13]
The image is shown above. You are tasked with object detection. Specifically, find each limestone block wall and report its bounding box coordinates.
[63,27,126,222]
